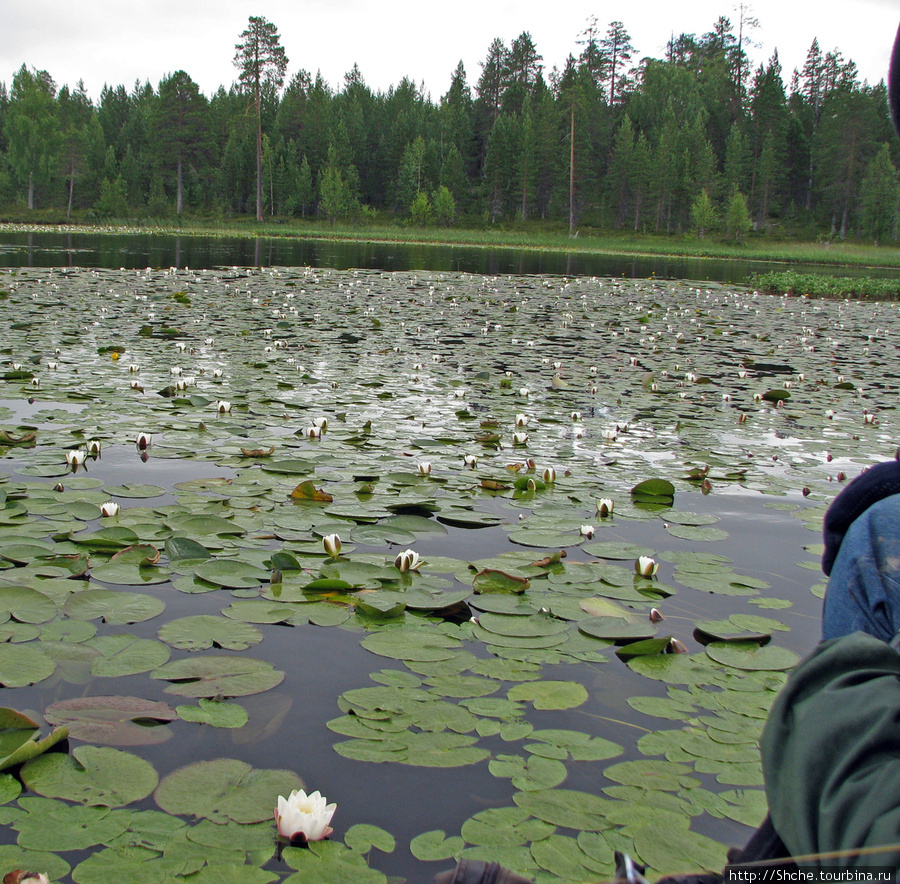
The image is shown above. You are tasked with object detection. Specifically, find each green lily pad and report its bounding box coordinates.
[21,745,159,806]
[154,757,303,824]
[705,642,800,671]
[176,700,249,729]
[507,681,589,710]
[0,643,55,687]
[158,615,264,651]
[151,655,285,697]
[65,589,165,624]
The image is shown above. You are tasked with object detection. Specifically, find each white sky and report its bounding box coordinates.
[2,0,897,101]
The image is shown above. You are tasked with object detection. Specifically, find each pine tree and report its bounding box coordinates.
[861,143,899,242]
[234,16,288,221]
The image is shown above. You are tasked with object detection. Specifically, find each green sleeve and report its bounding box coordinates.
[761,631,900,868]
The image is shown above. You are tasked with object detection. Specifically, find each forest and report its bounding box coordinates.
[1,13,898,242]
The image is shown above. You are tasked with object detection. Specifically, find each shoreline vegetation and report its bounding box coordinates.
[3,219,900,274]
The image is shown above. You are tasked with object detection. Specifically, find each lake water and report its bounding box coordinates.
[0,237,883,883]
[0,228,888,283]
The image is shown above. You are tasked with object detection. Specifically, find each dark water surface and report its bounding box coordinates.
[0,228,889,283]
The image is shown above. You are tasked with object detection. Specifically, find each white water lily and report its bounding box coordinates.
[394,549,422,572]
[323,534,341,559]
[136,432,152,449]
[216,400,231,414]
[542,467,556,483]
[417,462,432,476]
[602,429,617,442]
[580,524,595,539]
[65,449,86,467]
[306,426,322,439]
[47,361,59,370]
[571,411,581,421]
[463,454,478,468]
[518,387,530,397]
[313,416,328,431]
[515,413,529,427]
[212,368,223,378]
[513,432,528,445]
[100,501,120,517]
[596,498,614,517]
[635,556,659,577]
[86,439,102,455]
[274,788,336,843]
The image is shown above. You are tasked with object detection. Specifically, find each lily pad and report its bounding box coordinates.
[151,655,285,697]
[44,695,178,745]
[21,745,159,806]
[154,758,303,823]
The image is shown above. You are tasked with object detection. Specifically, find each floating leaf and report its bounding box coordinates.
[705,641,800,671]
[151,655,285,697]
[154,758,304,823]
[44,695,177,746]
[158,615,264,651]
[65,589,165,624]
[21,745,159,806]
[290,480,333,502]
[507,681,588,710]
[176,699,249,729]
[0,643,55,687]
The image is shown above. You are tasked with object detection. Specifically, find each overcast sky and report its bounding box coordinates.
[3,0,898,101]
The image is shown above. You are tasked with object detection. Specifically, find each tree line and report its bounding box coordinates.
[1,12,898,241]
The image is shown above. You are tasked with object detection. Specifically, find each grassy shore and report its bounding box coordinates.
[3,214,900,271]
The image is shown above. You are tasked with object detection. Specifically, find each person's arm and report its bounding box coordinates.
[761,631,900,868]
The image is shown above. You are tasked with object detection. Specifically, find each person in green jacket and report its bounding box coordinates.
[761,451,900,872]
[760,21,900,874]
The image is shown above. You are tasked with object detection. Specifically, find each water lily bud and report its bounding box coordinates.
[580,524,595,539]
[825,409,836,419]
[394,549,422,573]
[463,454,478,468]
[65,449,86,467]
[738,369,747,379]
[274,789,336,844]
[513,432,528,445]
[649,608,664,623]
[100,501,120,517]
[323,534,341,559]
[4,872,51,884]
[515,413,529,427]
[668,638,689,654]
[11,363,21,371]
[30,377,40,388]
[589,366,598,375]
[216,401,232,414]
[542,467,556,484]
[596,498,614,517]
[86,439,101,455]
[417,462,432,476]
[753,393,763,402]
[635,556,659,577]
[136,432,152,450]
[864,413,876,424]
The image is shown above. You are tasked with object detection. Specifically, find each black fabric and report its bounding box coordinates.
[822,455,900,576]
[890,22,900,141]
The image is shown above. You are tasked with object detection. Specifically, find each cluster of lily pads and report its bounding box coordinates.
[0,264,893,883]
